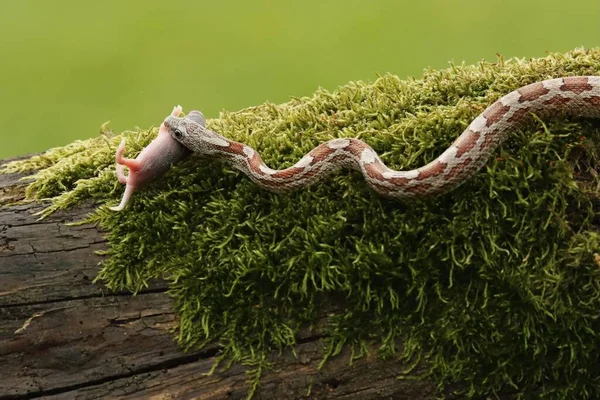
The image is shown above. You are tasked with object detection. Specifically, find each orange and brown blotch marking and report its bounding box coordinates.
[248,153,265,173]
[507,107,532,125]
[453,129,480,157]
[584,96,600,107]
[405,182,433,194]
[517,82,550,102]
[272,167,305,179]
[561,77,593,94]
[388,176,410,186]
[309,144,336,164]
[416,161,447,181]
[220,141,245,155]
[544,95,572,107]
[483,101,511,127]
[445,158,473,180]
[345,139,368,157]
[480,128,500,153]
[364,161,386,180]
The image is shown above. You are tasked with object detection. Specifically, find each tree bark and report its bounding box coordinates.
[0,156,443,400]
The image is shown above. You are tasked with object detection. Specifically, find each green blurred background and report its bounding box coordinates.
[0,0,598,158]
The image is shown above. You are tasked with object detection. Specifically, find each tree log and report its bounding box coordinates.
[0,156,441,399]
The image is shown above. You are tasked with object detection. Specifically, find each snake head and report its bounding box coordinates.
[164,110,230,155]
[163,110,205,141]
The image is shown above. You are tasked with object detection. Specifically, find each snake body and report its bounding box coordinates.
[163,77,600,201]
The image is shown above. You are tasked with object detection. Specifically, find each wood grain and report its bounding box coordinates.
[0,158,438,400]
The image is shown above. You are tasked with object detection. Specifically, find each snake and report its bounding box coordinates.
[111,76,600,210]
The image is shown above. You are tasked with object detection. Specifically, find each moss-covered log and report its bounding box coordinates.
[2,48,600,399]
[0,162,438,399]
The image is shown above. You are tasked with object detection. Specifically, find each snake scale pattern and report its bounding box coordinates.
[112,76,600,211]
[162,77,600,201]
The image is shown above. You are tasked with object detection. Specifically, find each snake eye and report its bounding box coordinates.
[173,129,183,139]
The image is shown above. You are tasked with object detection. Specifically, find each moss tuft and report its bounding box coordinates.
[4,48,600,398]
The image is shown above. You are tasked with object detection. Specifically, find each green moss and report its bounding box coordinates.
[4,48,600,398]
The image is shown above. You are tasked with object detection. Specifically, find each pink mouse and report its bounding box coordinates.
[109,105,194,211]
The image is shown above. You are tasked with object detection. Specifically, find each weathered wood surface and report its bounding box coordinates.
[0,158,441,400]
